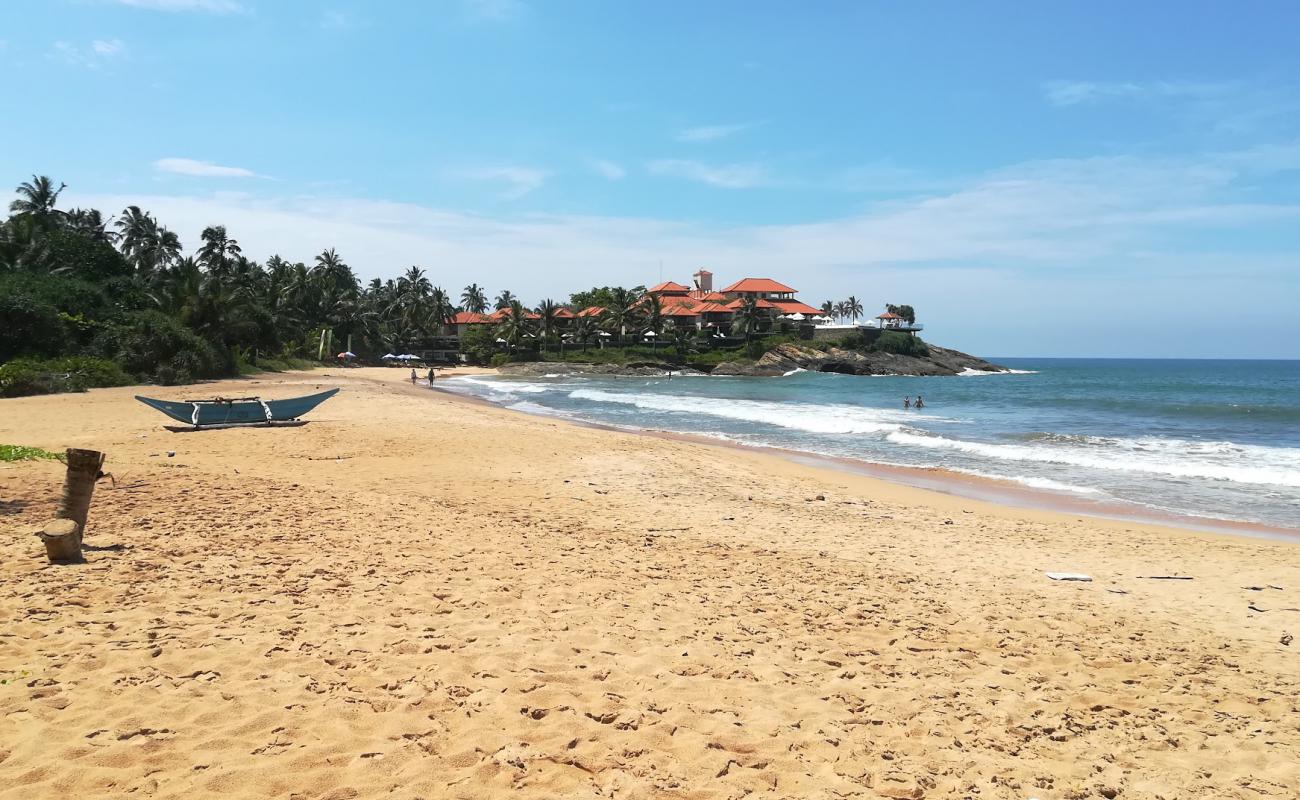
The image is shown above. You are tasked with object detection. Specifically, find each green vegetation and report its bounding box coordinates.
[871,330,930,356]
[0,444,61,462]
[0,356,132,398]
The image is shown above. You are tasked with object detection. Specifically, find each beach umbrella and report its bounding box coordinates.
[597,331,612,337]
[788,312,806,321]
[495,337,507,344]
[381,353,397,359]
[643,331,657,338]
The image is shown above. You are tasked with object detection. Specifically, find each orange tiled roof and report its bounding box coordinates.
[720,277,797,294]
[877,312,902,319]
[576,306,606,317]
[770,299,823,315]
[450,311,491,324]
[694,302,733,314]
[553,307,576,318]
[647,281,691,294]
[725,298,780,310]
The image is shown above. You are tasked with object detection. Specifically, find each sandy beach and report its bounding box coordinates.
[2,366,1297,799]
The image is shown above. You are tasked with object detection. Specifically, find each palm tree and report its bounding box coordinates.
[495,299,532,347]
[65,208,113,243]
[9,175,66,223]
[536,298,561,345]
[845,295,863,323]
[602,286,641,343]
[833,301,848,322]
[428,286,455,329]
[819,300,835,319]
[665,318,693,358]
[461,283,488,314]
[731,295,765,342]
[495,289,516,310]
[197,225,241,276]
[642,294,664,337]
[572,316,596,352]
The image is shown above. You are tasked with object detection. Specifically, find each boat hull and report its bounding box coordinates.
[135,388,339,427]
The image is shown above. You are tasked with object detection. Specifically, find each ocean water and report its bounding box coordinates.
[438,359,1300,530]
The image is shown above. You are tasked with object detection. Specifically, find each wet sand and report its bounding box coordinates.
[2,366,1297,799]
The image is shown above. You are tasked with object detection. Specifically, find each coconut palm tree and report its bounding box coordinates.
[9,175,65,223]
[572,316,596,352]
[495,299,532,347]
[642,293,664,336]
[65,208,113,243]
[495,289,516,310]
[819,300,835,319]
[833,301,848,322]
[845,295,864,323]
[461,283,488,314]
[731,295,765,342]
[536,298,562,345]
[428,286,455,330]
[197,225,241,277]
[665,318,693,358]
[602,286,641,344]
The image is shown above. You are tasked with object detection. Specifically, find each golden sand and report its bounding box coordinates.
[1,367,1297,799]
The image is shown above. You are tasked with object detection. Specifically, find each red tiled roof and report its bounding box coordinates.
[552,307,576,318]
[647,281,691,294]
[450,311,491,324]
[725,298,780,310]
[770,300,823,315]
[661,301,702,316]
[694,302,732,314]
[877,312,902,319]
[576,306,606,317]
[720,277,797,294]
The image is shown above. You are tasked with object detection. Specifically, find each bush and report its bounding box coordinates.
[0,356,131,398]
[459,325,499,365]
[489,352,512,368]
[0,292,67,362]
[870,331,929,357]
[92,310,227,384]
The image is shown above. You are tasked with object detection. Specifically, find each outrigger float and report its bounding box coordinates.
[135,388,339,431]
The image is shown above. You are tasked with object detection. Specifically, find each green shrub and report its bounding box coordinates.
[870,331,929,357]
[459,325,499,365]
[489,352,512,368]
[0,356,131,398]
[91,310,227,384]
[0,292,68,361]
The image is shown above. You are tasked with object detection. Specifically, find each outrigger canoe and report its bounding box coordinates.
[135,388,339,430]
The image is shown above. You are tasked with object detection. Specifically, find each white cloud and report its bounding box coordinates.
[109,0,245,12]
[589,159,626,180]
[675,122,753,143]
[52,39,126,69]
[458,166,549,199]
[154,157,258,178]
[647,159,766,188]
[92,39,126,56]
[1043,80,1232,107]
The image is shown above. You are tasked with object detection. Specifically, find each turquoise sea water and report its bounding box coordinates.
[440,359,1300,530]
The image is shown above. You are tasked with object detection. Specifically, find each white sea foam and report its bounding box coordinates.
[567,389,937,435]
[958,367,1038,376]
[782,367,808,376]
[887,431,1300,488]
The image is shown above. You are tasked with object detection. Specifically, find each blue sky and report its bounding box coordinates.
[3,0,1299,357]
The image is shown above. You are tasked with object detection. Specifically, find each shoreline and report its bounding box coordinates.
[428,375,1300,543]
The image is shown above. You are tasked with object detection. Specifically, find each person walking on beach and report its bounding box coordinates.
[427,367,435,386]
[915,395,924,409]
[410,368,417,385]
[903,397,911,409]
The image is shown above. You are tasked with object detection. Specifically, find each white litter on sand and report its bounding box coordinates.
[1045,572,1093,582]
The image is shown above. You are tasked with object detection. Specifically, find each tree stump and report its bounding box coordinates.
[38,519,83,564]
[56,448,104,545]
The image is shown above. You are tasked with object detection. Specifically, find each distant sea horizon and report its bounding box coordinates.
[441,357,1300,531]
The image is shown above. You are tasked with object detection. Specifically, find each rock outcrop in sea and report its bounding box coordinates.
[498,341,1005,377]
[711,342,1007,377]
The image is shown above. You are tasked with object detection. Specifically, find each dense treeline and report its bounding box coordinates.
[0,175,519,395]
